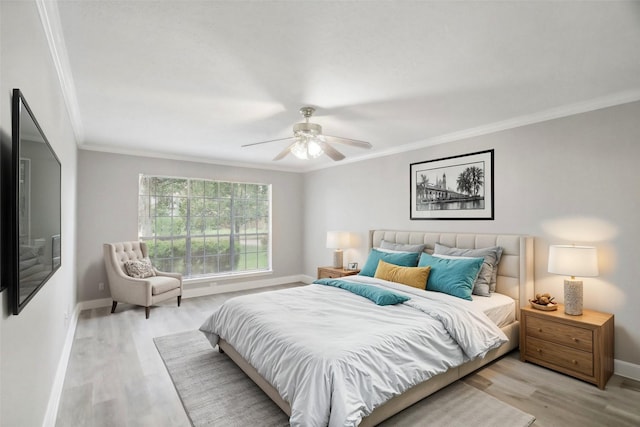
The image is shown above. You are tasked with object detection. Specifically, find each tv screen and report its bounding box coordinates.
[4,89,62,314]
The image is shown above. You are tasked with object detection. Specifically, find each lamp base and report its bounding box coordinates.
[332,249,344,269]
[564,279,583,316]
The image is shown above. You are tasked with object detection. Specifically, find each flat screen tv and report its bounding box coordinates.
[4,89,61,314]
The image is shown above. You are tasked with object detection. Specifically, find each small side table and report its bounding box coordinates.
[520,304,614,389]
[317,266,360,279]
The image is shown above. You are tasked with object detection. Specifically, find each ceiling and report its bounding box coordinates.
[49,1,640,172]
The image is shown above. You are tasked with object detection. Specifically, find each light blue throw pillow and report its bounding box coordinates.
[359,248,421,277]
[418,253,484,300]
[314,279,410,306]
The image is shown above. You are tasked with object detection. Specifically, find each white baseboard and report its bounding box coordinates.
[74,275,311,311]
[614,359,640,382]
[300,274,315,284]
[183,274,308,298]
[42,304,81,427]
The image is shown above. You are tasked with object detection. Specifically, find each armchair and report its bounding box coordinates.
[103,241,182,319]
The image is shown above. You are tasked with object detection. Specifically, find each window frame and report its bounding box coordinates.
[138,174,272,282]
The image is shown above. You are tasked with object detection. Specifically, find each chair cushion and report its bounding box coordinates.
[148,276,181,295]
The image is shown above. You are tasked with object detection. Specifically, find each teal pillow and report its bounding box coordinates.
[434,243,503,295]
[359,248,421,277]
[418,253,483,300]
[315,278,410,306]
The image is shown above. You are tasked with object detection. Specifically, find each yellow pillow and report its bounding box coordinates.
[374,259,431,290]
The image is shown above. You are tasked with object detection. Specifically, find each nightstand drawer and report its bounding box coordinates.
[318,271,339,279]
[526,316,593,352]
[526,336,593,377]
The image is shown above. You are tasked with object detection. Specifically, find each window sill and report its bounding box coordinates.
[184,270,273,285]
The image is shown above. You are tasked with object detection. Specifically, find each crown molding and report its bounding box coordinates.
[303,90,640,173]
[78,143,305,173]
[36,0,84,143]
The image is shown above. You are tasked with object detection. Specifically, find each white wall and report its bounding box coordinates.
[303,101,640,366]
[76,150,304,302]
[0,1,78,426]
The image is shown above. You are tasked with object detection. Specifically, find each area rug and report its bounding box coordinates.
[154,330,535,427]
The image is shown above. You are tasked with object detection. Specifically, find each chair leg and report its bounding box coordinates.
[111,301,118,313]
[177,295,182,307]
[145,307,150,319]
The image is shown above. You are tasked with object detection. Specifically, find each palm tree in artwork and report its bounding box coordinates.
[419,174,429,199]
[456,166,484,197]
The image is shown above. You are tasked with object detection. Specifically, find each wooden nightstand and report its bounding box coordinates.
[520,305,614,389]
[317,266,360,279]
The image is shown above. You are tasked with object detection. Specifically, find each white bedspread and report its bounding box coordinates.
[199,278,507,427]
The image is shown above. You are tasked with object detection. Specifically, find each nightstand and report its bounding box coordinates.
[520,305,614,389]
[317,266,360,279]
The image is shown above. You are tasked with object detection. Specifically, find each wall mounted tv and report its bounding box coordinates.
[3,89,62,314]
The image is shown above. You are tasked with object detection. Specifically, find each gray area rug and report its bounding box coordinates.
[154,330,535,427]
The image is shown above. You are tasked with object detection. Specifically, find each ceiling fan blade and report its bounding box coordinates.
[273,141,297,161]
[324,135,372,149]
[318,140,345,161]
[241,136,295,148]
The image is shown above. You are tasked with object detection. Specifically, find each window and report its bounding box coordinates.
[138,175,271,280]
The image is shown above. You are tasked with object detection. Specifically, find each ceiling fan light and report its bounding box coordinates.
[290,137,324,160]
[290,141,309,159]
[307,138,323,158]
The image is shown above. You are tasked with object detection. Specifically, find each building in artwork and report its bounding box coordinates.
[417,172,469,203]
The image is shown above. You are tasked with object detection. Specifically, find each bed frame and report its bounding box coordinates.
[218,230,534,426]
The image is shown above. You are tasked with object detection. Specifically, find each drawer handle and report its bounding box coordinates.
[572,338,579,342]
[538,328,543,332]
[572,360,578,364]
[536,348,542,353]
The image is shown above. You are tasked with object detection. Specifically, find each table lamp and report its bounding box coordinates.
[326,231,351,268]
[547,244,599,316]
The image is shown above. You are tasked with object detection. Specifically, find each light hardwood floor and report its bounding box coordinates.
[56,284,640,426]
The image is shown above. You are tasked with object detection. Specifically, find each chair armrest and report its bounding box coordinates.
[154,269,183,286]
[108,274,153,306]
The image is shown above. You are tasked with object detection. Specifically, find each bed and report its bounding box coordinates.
[200,230,534,426]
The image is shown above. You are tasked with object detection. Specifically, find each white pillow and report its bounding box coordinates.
[375,247,417,254]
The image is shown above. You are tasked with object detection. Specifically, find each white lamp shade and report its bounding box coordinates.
[548,245,599,277]
[326,231,351,249]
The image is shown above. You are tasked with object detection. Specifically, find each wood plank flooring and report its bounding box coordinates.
[56,284,640,427]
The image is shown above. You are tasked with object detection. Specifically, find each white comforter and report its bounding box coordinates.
[199,276,507,427]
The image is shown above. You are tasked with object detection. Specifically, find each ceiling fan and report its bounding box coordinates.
[242,106,372,161]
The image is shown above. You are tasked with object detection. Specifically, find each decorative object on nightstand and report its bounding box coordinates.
[548,244,599,316]
[520,305,614,389]
[317,266,360,279]
[529,292,558,311]
[326,231,351,268]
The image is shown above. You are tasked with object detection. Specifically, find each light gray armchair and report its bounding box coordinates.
[103,241,182,319]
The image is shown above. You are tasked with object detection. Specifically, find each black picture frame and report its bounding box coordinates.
[3,89,62,314]
[410,149,494,220]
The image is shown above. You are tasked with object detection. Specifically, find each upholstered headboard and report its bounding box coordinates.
[369,230,534,317]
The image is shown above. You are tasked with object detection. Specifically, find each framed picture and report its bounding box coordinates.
[410,149,494,220]
[347,262,358,271]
